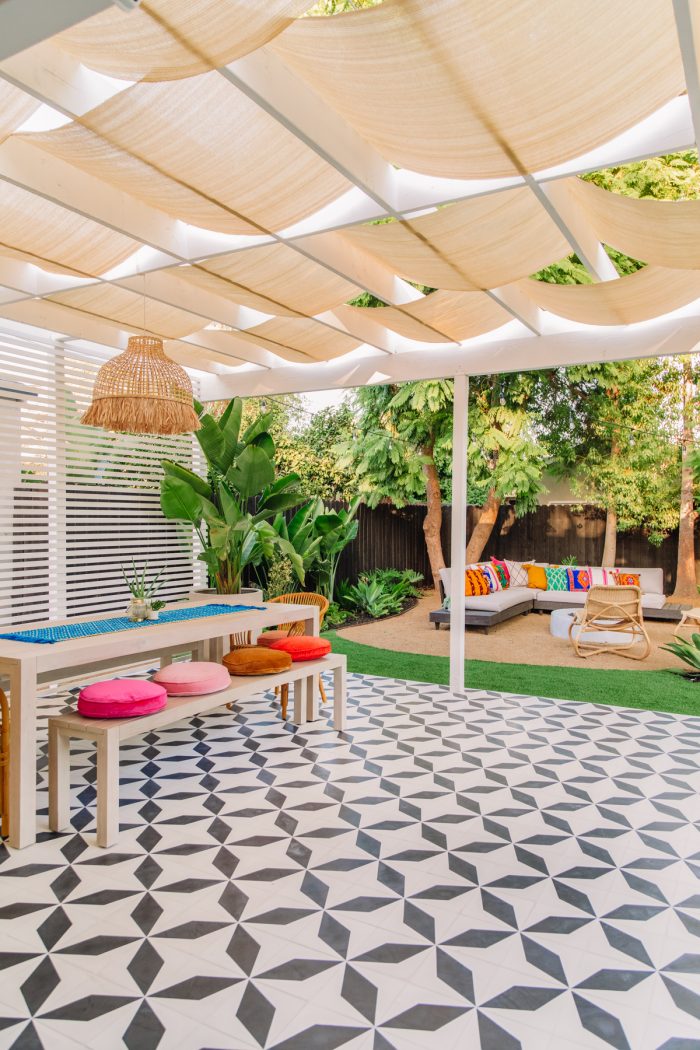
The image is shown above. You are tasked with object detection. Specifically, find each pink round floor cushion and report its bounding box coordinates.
[268,636,331,662]
[152,660,231,696]
[78,679,167,719]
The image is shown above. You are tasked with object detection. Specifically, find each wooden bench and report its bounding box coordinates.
[48,654,346,848]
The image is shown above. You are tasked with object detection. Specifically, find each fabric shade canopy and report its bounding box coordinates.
[0,0,698,390]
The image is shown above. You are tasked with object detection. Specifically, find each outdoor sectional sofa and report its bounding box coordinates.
[430,565,677,632]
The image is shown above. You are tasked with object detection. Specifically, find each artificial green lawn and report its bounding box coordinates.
[324,631,700,717]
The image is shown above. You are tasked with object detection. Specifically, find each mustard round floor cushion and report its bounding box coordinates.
[256,630,290,648]
[269,636,331,662]
[223,646,292,676]
[152,660,231,696]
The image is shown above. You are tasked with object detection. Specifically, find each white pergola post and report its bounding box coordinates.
[449,373,468,693]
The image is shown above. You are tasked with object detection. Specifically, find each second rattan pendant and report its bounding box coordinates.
[81,335,201,435]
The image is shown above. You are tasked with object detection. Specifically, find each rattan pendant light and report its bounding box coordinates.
[81,334,201,434]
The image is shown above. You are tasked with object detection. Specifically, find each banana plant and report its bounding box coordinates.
[160,398,304,594]
[269,496,361,602]
[661,633,700,681]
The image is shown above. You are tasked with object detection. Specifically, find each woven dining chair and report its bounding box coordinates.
[265,593,330,715]
[569,584,651,660]
[0,688,9,838]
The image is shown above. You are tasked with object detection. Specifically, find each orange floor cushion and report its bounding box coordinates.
[223,646,292,676]
[269,636,331,662]
[256,630,290,648]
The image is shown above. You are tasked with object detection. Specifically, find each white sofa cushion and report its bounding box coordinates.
[534,587,666,609]
[464,586,533,612]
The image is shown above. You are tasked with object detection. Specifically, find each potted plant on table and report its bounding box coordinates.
[159,398,305,595]
[122,561,166,621]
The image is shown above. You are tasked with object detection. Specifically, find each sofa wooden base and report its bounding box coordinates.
[430,598,680,631]
[430,601,533,632]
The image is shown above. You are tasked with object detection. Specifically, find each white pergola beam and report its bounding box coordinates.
[489,285,542,335]
[0,0,112,62]
[223,50,398,212]
[673,0,700,147]
[530,178,619,282]
[449,373,468,693]
[200,314,700,399]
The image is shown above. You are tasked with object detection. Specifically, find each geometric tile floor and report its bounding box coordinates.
[1,671,700,1050]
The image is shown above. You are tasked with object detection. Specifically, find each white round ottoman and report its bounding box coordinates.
[550,606,634,646]
[550,607,578,639]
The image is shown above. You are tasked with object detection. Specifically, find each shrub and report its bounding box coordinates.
[337,568,423,620]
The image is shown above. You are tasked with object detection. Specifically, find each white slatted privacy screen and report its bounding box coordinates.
[0,328,205,627]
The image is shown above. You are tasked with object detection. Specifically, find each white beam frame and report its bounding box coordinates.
[0,16,695,377]
[449,374,468,693]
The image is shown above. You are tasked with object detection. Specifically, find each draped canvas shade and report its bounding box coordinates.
[270,0,685,179]
[55,0,310,82]
[0,0,698,386]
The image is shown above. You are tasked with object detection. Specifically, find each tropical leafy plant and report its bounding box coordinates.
[661,633,700,681]
[160,398,304,594]
[337,568,423,619]
[270,496,362,602]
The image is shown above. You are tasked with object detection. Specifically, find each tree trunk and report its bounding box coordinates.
[421,447,446,593]
[601,506,617,567]
[671,360,698,602]
[465,488,501,563]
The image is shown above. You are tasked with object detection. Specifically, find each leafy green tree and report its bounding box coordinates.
[335,381,451,591]
[335,377,548,590]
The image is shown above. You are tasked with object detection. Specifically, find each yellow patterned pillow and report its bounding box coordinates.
[464,568,491,596]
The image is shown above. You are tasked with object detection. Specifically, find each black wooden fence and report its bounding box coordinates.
[335,502,686,592]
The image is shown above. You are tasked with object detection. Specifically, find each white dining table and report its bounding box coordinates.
[0,598,319,849]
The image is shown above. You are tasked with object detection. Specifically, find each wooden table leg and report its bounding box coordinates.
[8,658,37,849]
[333,662,347,731]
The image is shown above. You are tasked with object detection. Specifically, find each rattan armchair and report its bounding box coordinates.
[0,688,9,838]
[569,585,651,660]
[266,593,330,717]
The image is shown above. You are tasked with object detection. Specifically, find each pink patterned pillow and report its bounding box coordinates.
[78,679,167,719]
[153,660,230,696]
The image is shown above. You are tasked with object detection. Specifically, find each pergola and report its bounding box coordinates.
[2,0,700,689]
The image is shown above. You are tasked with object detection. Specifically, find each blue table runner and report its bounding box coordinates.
[0,603,265,645]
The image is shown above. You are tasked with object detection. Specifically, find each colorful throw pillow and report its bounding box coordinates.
[524,564,548,590]
[566,567,591,592]
[472,563,502,592]
[613,572,641,588]
[490,558,510,589]
[545,566,569,591]
[464,568,491,596]
[504,559,532,587]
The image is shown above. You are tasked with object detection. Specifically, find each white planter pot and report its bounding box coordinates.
[189,586,263,605]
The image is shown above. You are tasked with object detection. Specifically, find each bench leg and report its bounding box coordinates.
[293,679,304,725]
[96,734,120,848]
[333,664,346,732]
[48,725,71,834]
[305,674,319,722]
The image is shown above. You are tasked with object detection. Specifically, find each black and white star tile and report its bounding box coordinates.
[1,671,700,1049]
